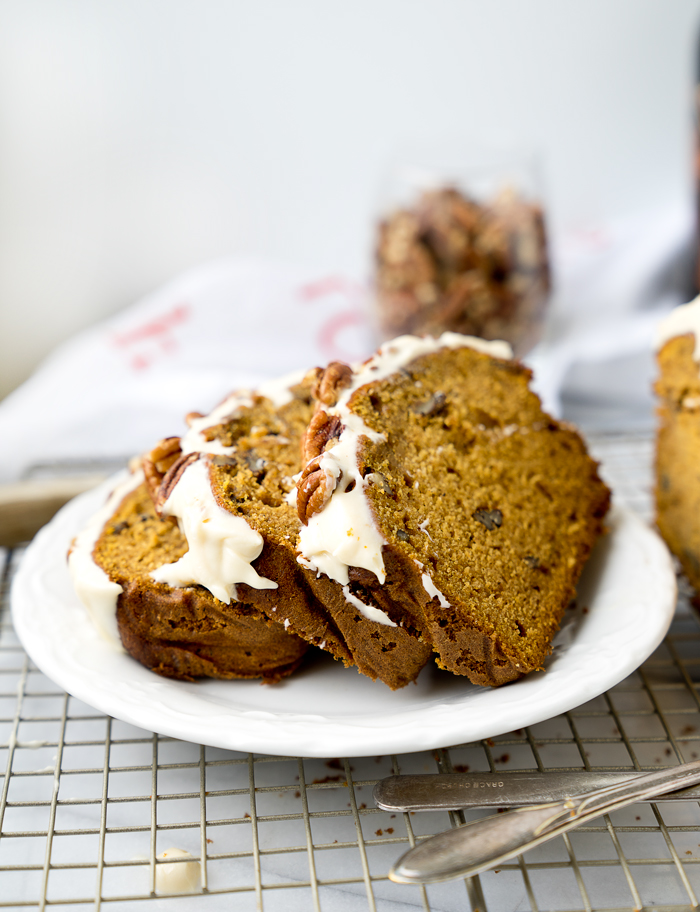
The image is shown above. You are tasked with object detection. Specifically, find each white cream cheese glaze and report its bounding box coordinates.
[151,458,277,603]
[68,469,145,647]
[152,369,308,601]
[342,585,397,627]
[656,295,700,361]
[294,431,387,586]
[420,571,451,610]
[295,332,512,603]
[412,558,452,609]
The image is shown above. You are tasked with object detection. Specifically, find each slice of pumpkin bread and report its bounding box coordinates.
[70,472,309,683]
[146,373,432,689]
[655,296,700,598]
[294,333,610,686]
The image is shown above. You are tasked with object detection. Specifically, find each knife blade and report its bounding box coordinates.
[374,770,700,812]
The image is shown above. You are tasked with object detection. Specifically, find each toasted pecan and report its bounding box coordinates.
[150,436,182,473]
[143,437,182,503]
[296,455,336,524]
[155,451,201,516]
[299,367,324,397]
[312,361,353,407]
[301,410,343,463]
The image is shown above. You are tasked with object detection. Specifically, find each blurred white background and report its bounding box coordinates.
[1,0,700,400]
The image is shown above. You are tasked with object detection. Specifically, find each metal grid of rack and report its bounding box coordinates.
[2,431,700,911]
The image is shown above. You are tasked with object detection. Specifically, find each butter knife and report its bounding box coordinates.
[374,770,700,811]
[388,759,700,884]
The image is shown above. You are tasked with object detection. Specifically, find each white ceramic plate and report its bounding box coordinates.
[12,481,676,758]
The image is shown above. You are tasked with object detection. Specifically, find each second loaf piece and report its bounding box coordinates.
[145,370,432,689]
[294,333,610,686]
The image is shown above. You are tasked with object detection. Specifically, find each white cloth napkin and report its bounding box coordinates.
[0,258,376,483]
[527,202,693,421]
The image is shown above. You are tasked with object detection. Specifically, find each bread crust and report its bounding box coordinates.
[116,580,307,683]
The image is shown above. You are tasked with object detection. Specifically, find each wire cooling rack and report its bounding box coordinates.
[2,430,700,912]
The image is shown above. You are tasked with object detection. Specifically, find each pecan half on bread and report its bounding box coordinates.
[153,451,200,516]
[297,454,335,524]
[311,361,353,407]
[142,437,182,503]
[302,410,343,463]
[296,361,354,524]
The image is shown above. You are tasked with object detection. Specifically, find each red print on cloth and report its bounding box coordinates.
[298,275,370,363]
[112,303,191,371]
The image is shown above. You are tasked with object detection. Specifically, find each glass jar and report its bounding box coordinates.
[372,151,550,357]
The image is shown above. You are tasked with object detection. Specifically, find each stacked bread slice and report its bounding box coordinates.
[141,369,433,689]
[89,477,309,682]
[655,297,700,600]
[72,332,609,689]
[293,334,609,685]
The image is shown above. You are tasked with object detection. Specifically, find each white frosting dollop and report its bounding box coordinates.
[68,469,145,647]
[295,432,387,586]
[656,295,700,361]
[155,848,200,894]
[151,458,277,603]
[296,332,513,596]
[155,370,308,601]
